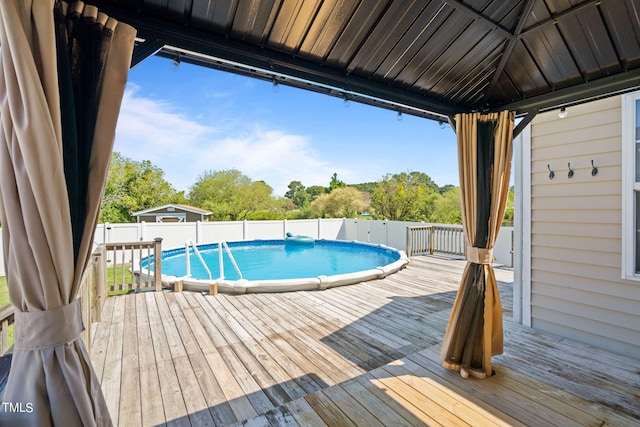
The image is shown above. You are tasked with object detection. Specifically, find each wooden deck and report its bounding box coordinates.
[91,256,640,426]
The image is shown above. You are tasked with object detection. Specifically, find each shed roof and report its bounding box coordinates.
[92,0,640,120]
[132,204,212,216]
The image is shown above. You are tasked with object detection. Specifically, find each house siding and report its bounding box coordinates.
[529,95,640,357]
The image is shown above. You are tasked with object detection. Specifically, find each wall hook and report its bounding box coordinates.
[547,164,555,180]
[568,162,574,179]
[591,160,598,176]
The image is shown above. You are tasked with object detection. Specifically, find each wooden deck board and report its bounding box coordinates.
[118,294,142,426]
[92,256,640,426]
[182,292,258,422]
[101,295,125,426]
[90,294,115,381]
[221,294,339,398]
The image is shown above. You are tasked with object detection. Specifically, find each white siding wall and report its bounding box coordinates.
[529,96,640,357]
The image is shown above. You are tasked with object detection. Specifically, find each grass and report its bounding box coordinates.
[0,276,8,307]
[0,265,136,352]
[0,277,13,352]
[106,264,137,296]
[0,264,138,302]
[0,264,139,352]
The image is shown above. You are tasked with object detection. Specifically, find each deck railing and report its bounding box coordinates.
[0,243,113,357]
[102,238,163,293]
[0,304,14,356]
[406,225,466,257]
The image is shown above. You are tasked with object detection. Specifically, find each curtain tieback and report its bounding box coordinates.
[466,246,493,265]
[13,299,85,351]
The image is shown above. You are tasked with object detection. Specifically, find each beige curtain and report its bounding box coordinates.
[441,110,514,379]
[0,1,135,425]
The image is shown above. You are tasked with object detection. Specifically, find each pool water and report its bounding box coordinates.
[159,240,401,281]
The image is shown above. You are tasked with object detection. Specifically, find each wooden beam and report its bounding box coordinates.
[513,109,539,139]
[447,114,457,134]
[130,38,165,69]
[440,0,514,40]
[499,68,640,114]
[518,0,608,38]
[485,0,538,100]
[91,1,459,118]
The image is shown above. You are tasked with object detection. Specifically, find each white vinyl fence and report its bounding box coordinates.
[0,220,513,276]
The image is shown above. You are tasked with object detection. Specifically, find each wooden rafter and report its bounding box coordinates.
[484,0,538,100]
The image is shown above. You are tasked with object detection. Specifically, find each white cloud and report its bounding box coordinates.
[114,85,351,196]
[116,84,215,150]
[200,127,351,195]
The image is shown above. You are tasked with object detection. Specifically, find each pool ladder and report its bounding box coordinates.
[185,240,242,281]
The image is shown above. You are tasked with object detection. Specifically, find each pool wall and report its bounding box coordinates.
[138,239,409,293]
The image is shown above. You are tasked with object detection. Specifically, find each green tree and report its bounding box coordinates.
[351,181,378,194]
[328,172,346,192]
[284,180,310,208]
[437,183,455,194]
[408,171,438,192]
[502,186,515,226]
[287,205,321,219]
[189,169,274,220]
[430,187,462,224]
[420,191,441,221]
[305,185,326,202]
[311,187,369,218]
[371,172,432,221]
[100,152,178,223]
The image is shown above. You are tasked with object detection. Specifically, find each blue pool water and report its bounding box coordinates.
[151,240,401,281]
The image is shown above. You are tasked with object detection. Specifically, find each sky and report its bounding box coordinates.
[113,55,459,197]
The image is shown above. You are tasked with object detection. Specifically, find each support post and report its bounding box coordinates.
[209,283,218,295]
[92,246,106,323]
[175,280,183,292]
[154,237,163,292]
[429,226,435,255]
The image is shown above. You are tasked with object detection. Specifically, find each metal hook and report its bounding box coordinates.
[568,162,574,179]
[591,160,598,176]
[547,164,555,180]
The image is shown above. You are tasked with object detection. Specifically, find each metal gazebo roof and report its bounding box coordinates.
[91,0,640,122]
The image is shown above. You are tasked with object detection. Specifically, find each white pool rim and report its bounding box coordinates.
[137,239,409,294]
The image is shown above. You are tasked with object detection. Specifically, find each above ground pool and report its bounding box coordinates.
[140,239,409,293]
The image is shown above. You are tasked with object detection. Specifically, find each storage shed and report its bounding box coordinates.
[132,204,211,223]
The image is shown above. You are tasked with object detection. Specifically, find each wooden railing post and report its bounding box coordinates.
[429,226,435,255]
[0,304,14,356]
[92,246,106,323]
[154,237,163,292]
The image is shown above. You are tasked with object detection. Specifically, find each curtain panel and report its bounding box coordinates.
[0,1,135,425]
[441,110,514,379]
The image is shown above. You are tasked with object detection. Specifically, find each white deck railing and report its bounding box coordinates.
[0,304,14,356]
[102,238,163,293]
[406,225,466,257]
[0,246,108,356]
